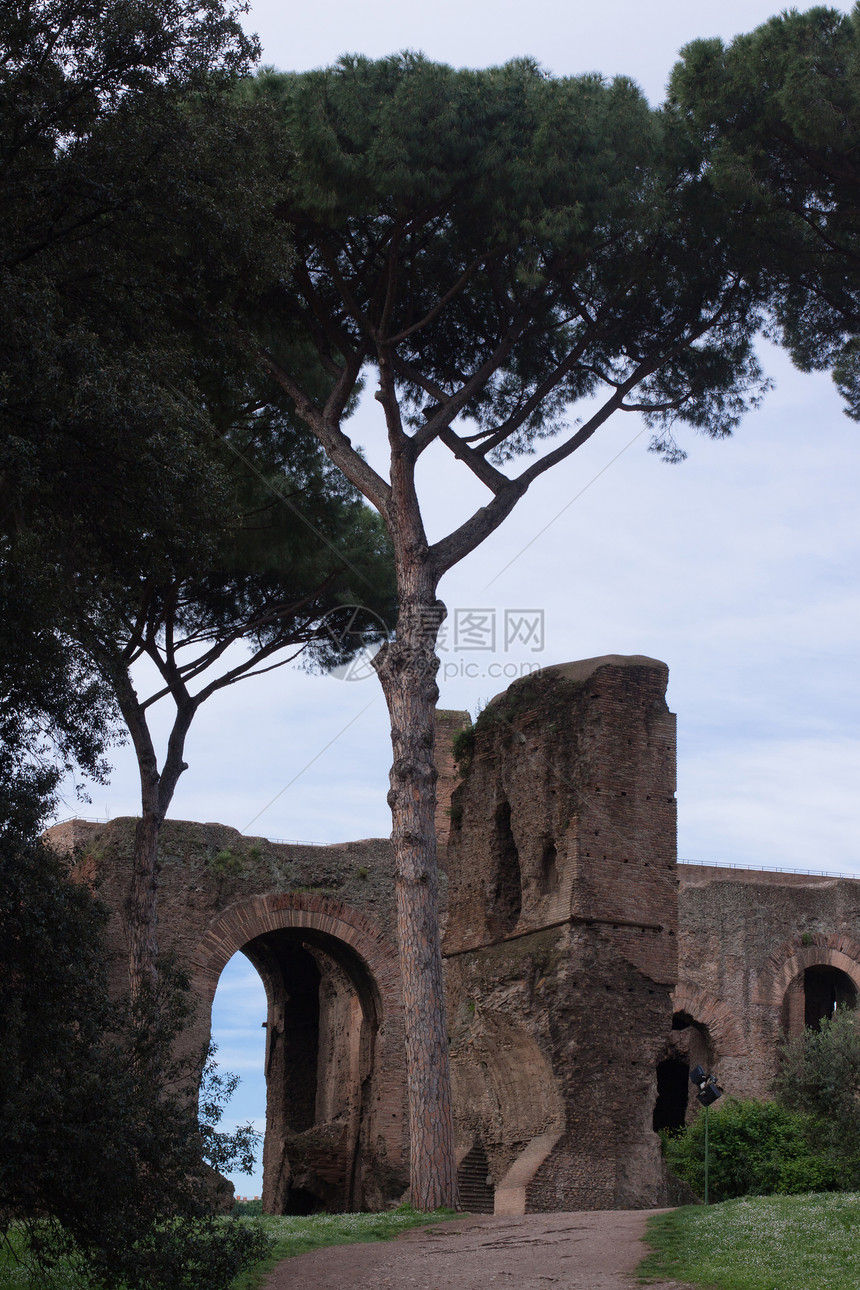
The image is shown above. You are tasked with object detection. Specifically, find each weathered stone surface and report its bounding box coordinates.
[442,658,678,1210]
[57,819,408,1213]
[45,654,860,1215]
[674,867,860,1105]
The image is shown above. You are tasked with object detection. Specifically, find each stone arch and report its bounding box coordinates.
[191,891,402,1009]
[671,981,746,1058]
[758,934,860,1009]
[190,892,406,1213]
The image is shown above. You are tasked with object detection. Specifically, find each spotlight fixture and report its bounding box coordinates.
[688,1065,724,1203]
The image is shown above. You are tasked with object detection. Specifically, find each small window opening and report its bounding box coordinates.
[540,838,559,894]
[490,799,521,933]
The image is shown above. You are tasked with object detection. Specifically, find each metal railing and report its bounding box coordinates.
[679,858,859,881]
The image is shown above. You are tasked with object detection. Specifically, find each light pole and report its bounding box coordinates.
[689,1064,723,1205]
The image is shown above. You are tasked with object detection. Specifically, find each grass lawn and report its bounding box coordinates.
[639,1193,860,1290]
[231,1207,461,1290]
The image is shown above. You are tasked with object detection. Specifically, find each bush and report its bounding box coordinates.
[234,1199,264,1217]
[0,836,271,1289]
[776,1007,860,1188]
[662,1097,839,1202]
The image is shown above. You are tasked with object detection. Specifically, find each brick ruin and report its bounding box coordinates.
[50,654,860,1213]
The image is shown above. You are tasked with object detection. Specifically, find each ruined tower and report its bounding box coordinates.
[441,655,678,1211]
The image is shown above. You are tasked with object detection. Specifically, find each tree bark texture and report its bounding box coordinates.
[374,571,458,1211]
[118,674,193,998]
[128,805,162,997]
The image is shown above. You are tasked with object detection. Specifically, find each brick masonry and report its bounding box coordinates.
[47,653,860,1214]
[442,656,678,1210]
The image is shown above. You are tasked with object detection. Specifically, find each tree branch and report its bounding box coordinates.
[260,349,392,514]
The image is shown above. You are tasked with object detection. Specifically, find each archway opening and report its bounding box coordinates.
[209,951,268,1201]
[669,1011,713,1076]
[653,1058,690,1133]
[804,965,858,1030]
[239,925,377,1215]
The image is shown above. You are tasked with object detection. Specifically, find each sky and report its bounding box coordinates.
[58,0,859,1193]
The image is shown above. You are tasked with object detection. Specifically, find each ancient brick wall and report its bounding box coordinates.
[57,819,409,1213]
[675,866,860,1104]
[442,656,679,1210]
[48,653,860,1216]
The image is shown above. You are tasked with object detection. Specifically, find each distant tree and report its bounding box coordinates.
[669,5,860,413]
[0,835,271,1290]
[776,1005,860,1187]
[244,55,769,1207]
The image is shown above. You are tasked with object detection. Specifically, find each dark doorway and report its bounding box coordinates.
[653,1058,690,1133]
[804,965,857,1030]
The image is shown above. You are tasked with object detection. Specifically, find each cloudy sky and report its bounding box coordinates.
[62,0,860,1192]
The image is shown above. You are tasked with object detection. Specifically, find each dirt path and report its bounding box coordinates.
[261,1210,695,1290]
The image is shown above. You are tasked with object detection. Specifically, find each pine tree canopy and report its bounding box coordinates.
[247,54,769,577]
[669,5,860,416]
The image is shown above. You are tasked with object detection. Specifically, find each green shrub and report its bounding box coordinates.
[0,838,267,1290]
[662,1098,839,1202]
[776,1007,860,1187]
[209,849,245,877]
[234,1199,263,1217]
[451,727,475,773]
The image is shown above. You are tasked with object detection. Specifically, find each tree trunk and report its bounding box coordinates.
[119,683,194,999]
[374,576,458,1211]
[128,801,162,997]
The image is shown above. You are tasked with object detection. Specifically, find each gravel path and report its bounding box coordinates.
[260,1210,696,1290]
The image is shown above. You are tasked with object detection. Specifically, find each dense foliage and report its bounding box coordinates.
[775,1007,860,1188]
[665,1010,860,1202]
[670,5,860,415]
[0,836,270,1288]
[662,1097,840,1203]
[0,0,290,826]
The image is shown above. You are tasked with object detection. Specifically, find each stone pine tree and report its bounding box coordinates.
[246,54,769,1208]
[1,0,374,994]
[81,410,395,996]
[0,0,263,833]
[669,5,860,414]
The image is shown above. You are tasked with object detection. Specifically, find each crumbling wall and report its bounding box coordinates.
[54,818,408,1213]
[49,654,860,1217]
[442,655,678,1211]
[677,867,860,1102]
